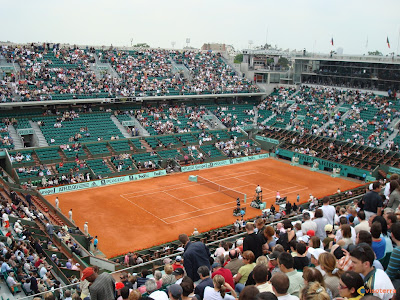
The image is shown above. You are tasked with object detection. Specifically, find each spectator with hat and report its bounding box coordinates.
[173,256,184,271]
[267,251,280,276]
[173,267,185,284]
[169,283,184,300]
[81,266,115,300]
[211,257,234,289]
[308,248,326,276]
[322,225,335,250]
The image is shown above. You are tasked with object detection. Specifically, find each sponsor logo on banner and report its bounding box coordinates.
[39,170,166,195]
[181,154,270,172]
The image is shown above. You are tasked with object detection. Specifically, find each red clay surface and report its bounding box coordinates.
[44,158,362,257]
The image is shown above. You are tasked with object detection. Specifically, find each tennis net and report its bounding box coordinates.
[196,176,247,203]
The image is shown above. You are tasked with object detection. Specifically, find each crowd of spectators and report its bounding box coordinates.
[1,44,259,102]
[135,104,208,135]
[93,180,400,300]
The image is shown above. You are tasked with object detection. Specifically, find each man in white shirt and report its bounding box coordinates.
[350,244,394,300]
[301,212,317,235]
[6,272,22,292]
[320,197,336,225]
[271,272,299,300]
[84,222,89,235]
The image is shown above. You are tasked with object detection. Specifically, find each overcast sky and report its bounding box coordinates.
[1,0,399,55]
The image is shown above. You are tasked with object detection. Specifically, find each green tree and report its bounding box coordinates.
[278,57,289,68]
[368,50,383,56]
[234,54,243,63]
[133,43,150,48]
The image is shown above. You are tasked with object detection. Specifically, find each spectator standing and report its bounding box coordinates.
[363,182,383,220]
[179,233,211,282]
[320,197,336,225]
[84,222,89,235]
[313,209,328,240]
[301,212,317,235]
[243,223,263,259]
[68,209,73,222]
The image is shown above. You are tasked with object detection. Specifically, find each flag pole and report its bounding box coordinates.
[397,27,400,56]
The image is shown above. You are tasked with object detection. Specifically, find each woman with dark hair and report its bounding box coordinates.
[314,209,328,240]
[338,225,353,247]
[277,220,295,251]
[371,215,393,258]
[388,180,400,210]
[338,271,364,300]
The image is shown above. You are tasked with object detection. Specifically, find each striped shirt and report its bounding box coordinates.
[386,246,400,279]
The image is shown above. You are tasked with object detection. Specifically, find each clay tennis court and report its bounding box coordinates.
[44,158,362,257]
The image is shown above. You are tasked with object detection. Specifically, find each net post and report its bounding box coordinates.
[244,194,247,203]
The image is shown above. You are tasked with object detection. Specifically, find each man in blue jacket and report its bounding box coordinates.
[178,233,211,282]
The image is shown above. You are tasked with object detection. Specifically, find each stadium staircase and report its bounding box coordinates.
[93,53,120,79]
[170,59,192,82]
[29,120,49,147]
[201,113,227,130]
[379,129,399,149]
[140,139,153,152]
[7,125,24,149]
[110,115,131,138]
[130,116,150,136]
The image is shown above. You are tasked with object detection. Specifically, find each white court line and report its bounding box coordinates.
[162,186,309,224]
[120,170,256,197]
[256,171,308,189]
[163,191,199,209]
[162,200,241,219]
[124,182,251,199]
[120,195,168,224]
